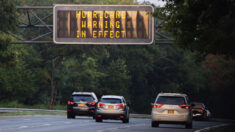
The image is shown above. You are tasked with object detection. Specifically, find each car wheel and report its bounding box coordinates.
[67,114,71,119]
[151,121,159,127]
[67,112,74,119]
[96,118,102,122]
[185,122,192,129]
[68,112,75,119]
[71,114,75,119]
[122,117,129,123]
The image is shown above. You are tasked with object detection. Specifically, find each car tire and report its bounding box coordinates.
[185,122,192,129]
[67,114,71,119]
[67,112,75,119]
[96,118,102,122]
[67,112,72,119]
[122,117,129,123]
[151,121,159,127]
[71,114,75,119]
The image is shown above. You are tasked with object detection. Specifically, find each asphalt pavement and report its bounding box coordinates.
[0,116,223,132]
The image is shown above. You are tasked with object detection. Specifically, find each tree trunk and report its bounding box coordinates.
[49,58,55,110]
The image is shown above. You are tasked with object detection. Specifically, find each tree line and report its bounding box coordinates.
[0,0,234,118]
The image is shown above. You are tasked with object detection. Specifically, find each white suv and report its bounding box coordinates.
[151,93,193,129]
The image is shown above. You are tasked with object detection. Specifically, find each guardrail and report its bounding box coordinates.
[0,108,66,113]
[0,108,151,118]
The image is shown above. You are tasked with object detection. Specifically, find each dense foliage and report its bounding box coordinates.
[0,0,234,119]
[157,0,235,57]
[156,0,235,118]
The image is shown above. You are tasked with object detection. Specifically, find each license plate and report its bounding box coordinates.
[108,105,114,109]
[78,103,85,107]
[80,107,88,110]
[168,110,174,114]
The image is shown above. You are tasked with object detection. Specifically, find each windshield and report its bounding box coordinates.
[100,98,122,104]
[72,95,94,102]
[156,96,186,105]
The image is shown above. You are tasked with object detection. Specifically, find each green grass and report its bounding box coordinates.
[0,101,67,117]
[0,111,66,116]
[0,101,66,110]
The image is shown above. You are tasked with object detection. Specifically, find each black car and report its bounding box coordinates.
[67,92,98,119]
[191,102,211,120]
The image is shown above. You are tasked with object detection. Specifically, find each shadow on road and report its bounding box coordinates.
[67,117,93,120]
[95,120,124,124]
[156,124,187,129]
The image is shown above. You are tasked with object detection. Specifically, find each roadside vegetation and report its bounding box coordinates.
[0,111,66,116]
[0,101,66,110]
[0,0,234,119]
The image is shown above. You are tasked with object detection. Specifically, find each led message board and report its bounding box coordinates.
[53,5,154,44]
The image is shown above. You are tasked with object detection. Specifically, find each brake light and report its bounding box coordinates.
[67,101,74,105]
[120,116,124,119]
[117,104,125,108]
[200,109,203,113]
[152,104,163,108]
[97,103,105,107]
[179,104,190,109]
[88,102,96,106]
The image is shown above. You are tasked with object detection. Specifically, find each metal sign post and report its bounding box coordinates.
[3,6,172,45]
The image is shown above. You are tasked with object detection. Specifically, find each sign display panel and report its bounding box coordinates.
[53,5,154,44]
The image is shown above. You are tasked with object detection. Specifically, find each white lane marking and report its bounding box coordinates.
[42,124,51,126]
[194,123,229,132]
[64,121,72,124]
[23,119,31,121]
[18,126,28,129]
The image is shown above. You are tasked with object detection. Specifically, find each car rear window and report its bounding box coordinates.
[100,98,122,104]
[156,96,185,105]
[193,104,204,109]
[73,95,94,102]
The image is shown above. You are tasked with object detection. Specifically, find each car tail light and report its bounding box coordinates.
[152,104,163,108]
[88,102,96,106]
[200,109,203,113]
[67,101,74,105]
[117,104,125,109]
[179,104,190,109]
[120,116,124,119]
[97,103,105,108]
[97,115,102,117]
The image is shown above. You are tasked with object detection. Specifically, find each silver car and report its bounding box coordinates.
[95,95,129,123]
[151,93,193,129]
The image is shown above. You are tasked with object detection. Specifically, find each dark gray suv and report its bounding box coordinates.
[67,92,98,119]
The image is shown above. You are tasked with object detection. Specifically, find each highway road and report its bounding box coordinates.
[0,116,223,132]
